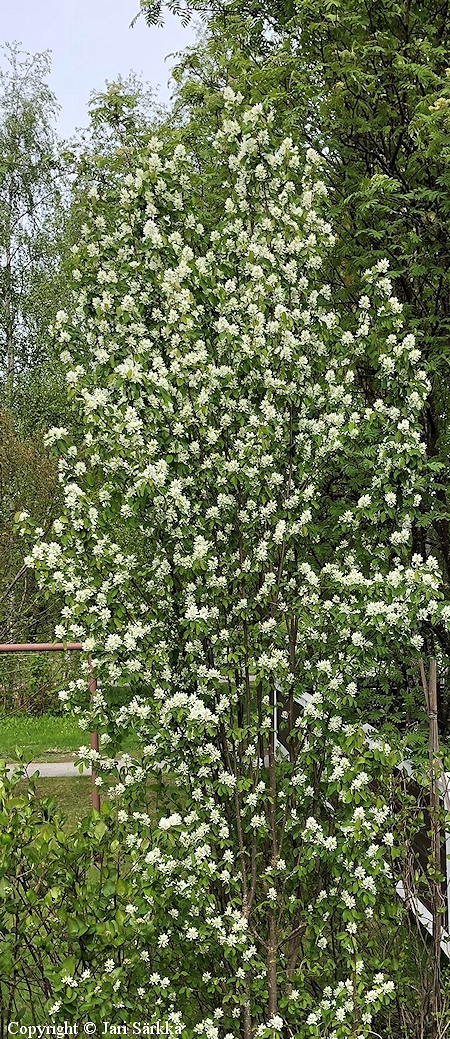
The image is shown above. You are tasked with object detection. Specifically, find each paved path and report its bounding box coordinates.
[6,756,127,781]
[6,761,91,778]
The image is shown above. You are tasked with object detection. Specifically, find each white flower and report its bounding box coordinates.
[105,633,122,652]
[267,1017,283,1031]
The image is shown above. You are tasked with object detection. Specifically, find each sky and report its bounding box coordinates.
[1,0,198,139]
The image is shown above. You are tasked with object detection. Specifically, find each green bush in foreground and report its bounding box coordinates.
[0,767,164,1027]
[0,765,449,1037]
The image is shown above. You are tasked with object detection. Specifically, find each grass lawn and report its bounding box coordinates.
[11,773,175,830]
[15,776,94,827]
[0,713,139,762]
[12,774,169,830]
[0,713,85,761]
[1,714,170,827]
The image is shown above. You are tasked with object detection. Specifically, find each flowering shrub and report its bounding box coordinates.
[18,88,447,1035]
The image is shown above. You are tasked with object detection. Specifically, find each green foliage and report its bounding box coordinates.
[8,364,71,439]
[0,754,446,1033]
[0,767,158,1024]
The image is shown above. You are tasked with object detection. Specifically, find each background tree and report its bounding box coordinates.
[0,44,73,705]
[0,42,66,390]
